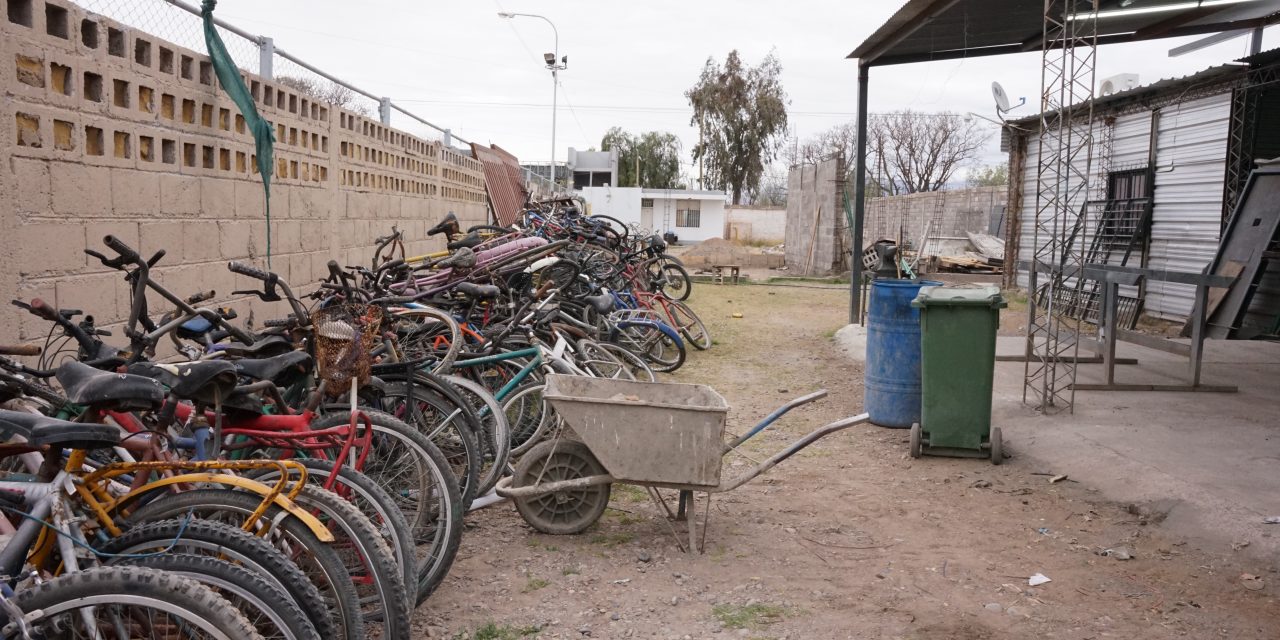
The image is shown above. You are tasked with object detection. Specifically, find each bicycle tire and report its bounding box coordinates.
[304,409,464,603]
[123,497,365,640]
[503,383,554,456]
[440,374,511,497]
[97,519,338,640]
[667,300,712,350]
[115,553,319,640]
[387,305,462,375]
[11,565,262,640]
[574,338,633,380]
[246,459,416,610]
[653,261,693,301]
[596,342,656,382]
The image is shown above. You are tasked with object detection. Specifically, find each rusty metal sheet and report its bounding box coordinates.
[471,143,528,227]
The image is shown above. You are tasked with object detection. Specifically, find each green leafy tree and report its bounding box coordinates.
[967,163,1009,187]
[686,50,789,204]
[601,128,683,188]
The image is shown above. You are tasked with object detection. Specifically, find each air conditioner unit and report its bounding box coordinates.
[1100,73,1140,96]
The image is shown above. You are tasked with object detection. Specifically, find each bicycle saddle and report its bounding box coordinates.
[56,361,165,410]
[455,282,500,299]
[428,212,460,237]
[233,350,312,387]
[586,293,615,315]
[0,409,121,450]
[438,247,476,269]
[446,233,485,251]
[209,335,294,359]
[127,360,239,405]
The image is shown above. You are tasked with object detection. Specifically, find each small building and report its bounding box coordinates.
[577,186,728,242]
[567,148,618,189]
[1006,50,1280,324]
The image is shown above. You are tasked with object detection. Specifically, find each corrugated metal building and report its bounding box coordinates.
[1007,51,1280,324]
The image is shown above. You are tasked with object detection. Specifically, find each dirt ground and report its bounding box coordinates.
[418,283,1279,640]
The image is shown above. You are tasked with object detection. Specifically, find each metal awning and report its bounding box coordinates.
[848,0,1280,67]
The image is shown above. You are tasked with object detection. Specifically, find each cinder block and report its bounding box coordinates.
[218,220,254,260]
[109,168,160,215]
[181,221,220,262]
[56,271,120,322]
[272,221,303,254]
[139,220,185,261]
[15,221,86,274]
[12,158,52,215]
[84,221,139,269]
[234,179,266,219]
[14,280,58,341]
[199,177,234,218]
[159,173,200,215]
[49,162,112,216]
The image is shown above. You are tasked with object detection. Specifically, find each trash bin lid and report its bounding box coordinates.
[911,285,1006,308]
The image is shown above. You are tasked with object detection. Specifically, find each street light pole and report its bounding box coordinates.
[498,12,566,190]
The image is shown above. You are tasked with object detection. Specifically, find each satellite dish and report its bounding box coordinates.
[992,81,1011,113]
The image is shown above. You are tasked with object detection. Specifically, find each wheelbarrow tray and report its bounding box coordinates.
[542,374,728,488]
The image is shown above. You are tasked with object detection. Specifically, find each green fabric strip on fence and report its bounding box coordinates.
[201,0,275,267]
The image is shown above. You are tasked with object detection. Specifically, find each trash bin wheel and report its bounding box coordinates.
[909,423,922,458]
[990,427,1003,465]
[512,439,611,534]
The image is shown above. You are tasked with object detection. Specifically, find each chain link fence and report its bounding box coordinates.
[76,0,450,144]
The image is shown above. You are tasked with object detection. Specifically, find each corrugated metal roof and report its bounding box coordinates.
[849,0,1280,66]
[471,144,529,227]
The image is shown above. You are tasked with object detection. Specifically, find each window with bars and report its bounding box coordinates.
[676,200,701,227]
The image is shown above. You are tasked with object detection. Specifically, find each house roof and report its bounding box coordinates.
[848,0,1280,67]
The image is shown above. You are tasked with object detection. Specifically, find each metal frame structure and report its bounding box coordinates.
[1023,0,1099,413]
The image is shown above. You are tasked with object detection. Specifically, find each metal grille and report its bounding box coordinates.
[313,303,383,396]
[1024,0,1099,414]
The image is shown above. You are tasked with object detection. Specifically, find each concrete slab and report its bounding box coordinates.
[993,336,1280,558]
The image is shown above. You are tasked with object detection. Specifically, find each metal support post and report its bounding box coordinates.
[850,63,869,325]
[257,36,274,80]
[378,98,392,126]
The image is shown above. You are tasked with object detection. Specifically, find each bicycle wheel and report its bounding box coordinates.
[246,459,416,609]
[116,554,318,640]
[666,300,712,350]
[304,409,464,603]
[574,339,634,380]
[11,566,261,640]
[97,519,339,640]
[123,495,365,640]
[127,487,409,639]
[596,342,656,382]
[387,306,462,374]
[368,373,483,506]
[503,383,554,456]
[440,374,510,497]
[615,324,684,373]
[647,260,693,301]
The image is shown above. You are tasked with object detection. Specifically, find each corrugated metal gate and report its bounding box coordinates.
[471,144,529,227]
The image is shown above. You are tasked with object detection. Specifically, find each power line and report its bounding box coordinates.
[556,78,593,144]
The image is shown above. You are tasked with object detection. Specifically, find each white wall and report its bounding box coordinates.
[578,187,727,242]
[579,186,643,225]
[668,198,726,242]
[725,207,787,243]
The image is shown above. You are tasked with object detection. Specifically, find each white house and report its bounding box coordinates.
[577,186,728,243]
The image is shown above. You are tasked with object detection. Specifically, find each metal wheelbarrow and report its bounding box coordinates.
[494,374,868,552]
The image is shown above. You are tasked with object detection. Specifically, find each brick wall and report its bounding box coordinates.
[863,186,1007,255]
[0,0,487,344]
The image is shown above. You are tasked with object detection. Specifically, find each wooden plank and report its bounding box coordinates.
[1179,260,1244,336]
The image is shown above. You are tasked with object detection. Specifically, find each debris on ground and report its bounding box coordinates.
[1241,574,1266,591]
[1264,516,1280,524]
[1100,547,1133,561]
[1028,573,1052,586]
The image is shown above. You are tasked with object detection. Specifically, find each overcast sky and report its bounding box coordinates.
[199,0,1278,180]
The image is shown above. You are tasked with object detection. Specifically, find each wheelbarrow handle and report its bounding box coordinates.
[714,413,869,494]
[724,389,829,452]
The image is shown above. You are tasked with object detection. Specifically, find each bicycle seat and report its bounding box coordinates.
[233,350,312,386]
[428,212,459,237]
[586,293,615,315]
[127,360,239,405]
[455,282,500,299]
[438,247,476,269]
[210,335,294,359]
[56,361,165,410]
[446,233,485,251]
[0,410,120,450]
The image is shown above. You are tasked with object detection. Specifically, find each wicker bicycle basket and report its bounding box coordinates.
[312,303,383,396]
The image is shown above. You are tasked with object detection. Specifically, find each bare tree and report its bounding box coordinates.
[867,110,990,194]
[276,76,371,117]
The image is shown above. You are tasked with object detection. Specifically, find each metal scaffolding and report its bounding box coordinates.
[1023,0,1099,413]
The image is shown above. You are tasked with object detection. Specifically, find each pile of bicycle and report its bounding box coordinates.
[0,199,711,639]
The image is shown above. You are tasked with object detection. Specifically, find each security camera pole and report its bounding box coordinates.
[498,12,566,191]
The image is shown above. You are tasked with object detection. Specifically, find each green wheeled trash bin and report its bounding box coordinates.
[909,285,1007,464]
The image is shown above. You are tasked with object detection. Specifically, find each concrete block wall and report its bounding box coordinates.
[784,158,845,276]
[724,206,785,244]
[0,0,487,344]
[863,186,1007,255]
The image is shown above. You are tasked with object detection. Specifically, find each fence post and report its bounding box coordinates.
[443,129,452,148]
[378,98,392,126]
[258,36,274,80]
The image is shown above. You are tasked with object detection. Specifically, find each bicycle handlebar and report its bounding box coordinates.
[228,261,271,281]
[103,234,140,263]
[0,345,41,356]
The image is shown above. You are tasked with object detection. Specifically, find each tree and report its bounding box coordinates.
[753,165,788,206]
[276,76,371,117]
[686,50,789,204]
[600,127,682,188]
[967,163,1009,187]
[866,110,990,194]
[786,122,857,168]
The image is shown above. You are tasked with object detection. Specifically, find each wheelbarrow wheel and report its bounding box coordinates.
[909,423,922,458]
[990,427,1003,465]
[512,440,611,535]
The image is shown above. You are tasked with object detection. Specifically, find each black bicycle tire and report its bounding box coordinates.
[668,300,712,350]
[98,519,338,640]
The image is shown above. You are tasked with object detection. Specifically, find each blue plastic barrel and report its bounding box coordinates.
[864,279,940,428]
